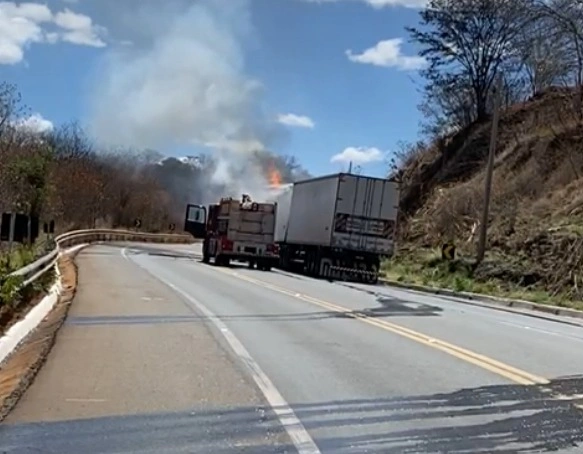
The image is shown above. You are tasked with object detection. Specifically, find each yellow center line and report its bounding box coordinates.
[211,267,583,410]
[213,267,551,387]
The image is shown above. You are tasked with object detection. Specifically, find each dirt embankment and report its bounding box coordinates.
[394,87,583,303]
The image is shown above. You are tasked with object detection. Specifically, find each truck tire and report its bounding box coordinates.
[215,255,229,267]
[202,244,210,264]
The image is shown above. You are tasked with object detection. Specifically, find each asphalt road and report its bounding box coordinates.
[1,242,583,453]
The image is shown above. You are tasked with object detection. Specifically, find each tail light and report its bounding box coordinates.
[267,243,279,255]
[221,237,233,251]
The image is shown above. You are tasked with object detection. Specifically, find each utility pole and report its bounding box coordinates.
[8,212,16,254]
[348,161,353,173]
[476,74,503,265]
[476,75,503,265]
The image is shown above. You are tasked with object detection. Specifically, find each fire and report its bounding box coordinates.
[267,163,282,187]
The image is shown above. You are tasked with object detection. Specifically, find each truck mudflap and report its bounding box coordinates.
[327,265,379,284]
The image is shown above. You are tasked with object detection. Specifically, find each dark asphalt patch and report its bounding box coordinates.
[0,405,294,454]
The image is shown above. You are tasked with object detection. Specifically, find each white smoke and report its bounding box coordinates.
[87,0,280,200]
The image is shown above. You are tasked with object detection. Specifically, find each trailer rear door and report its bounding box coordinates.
[332,174,399,254]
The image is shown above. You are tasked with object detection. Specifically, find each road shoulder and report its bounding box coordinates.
[0,244,291,453]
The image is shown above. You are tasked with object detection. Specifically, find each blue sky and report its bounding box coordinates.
[1,0,427,178]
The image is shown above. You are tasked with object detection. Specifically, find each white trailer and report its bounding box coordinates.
[274,173,399,283]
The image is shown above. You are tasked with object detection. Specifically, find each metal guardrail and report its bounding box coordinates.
[7,229,194,289]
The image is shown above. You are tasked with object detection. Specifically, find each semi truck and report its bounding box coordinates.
[274,173,399,284]
[183,195,279,270]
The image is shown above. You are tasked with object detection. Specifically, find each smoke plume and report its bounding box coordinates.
[87,0,286,201]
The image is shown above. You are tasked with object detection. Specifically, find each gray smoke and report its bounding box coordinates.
[86,0,285,201]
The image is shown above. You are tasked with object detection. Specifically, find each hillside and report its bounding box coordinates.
[391,87,583,306]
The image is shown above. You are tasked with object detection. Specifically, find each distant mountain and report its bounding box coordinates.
[157,155,203,168]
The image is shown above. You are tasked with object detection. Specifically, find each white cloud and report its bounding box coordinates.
[0,2,52,21]
[346,38,426,71]
[331,146,385,165]
[14,113,54,133]
[303,0,426,8]
[0,1,107,65]
[54,8,106,47]
[277,113,315,129]
[0,3,50,64]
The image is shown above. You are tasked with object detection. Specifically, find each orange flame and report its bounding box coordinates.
[267,163,282,187]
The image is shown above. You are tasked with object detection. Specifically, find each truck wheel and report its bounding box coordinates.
[215,255,228,267]
[202,241,210,263]
[279,247,289,270]
[369,263,380,284]
[248,261,256,269]
[261,262,272,271]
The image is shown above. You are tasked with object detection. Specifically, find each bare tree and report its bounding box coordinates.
[534,0,583,119]
[417,78,476,136]
[408,0,536,128]
[513,15,571,96]
[1,80,314,239]
[0,83,29,143]
[536,0,583,87]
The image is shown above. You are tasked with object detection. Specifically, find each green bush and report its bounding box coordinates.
[0,243,54,308]
[0,274,24,308]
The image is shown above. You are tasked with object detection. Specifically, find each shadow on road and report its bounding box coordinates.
[60,306,439,325]
[354,296,443,318]
[139,250,200,260]
[1,376,581,453]
[291,374,583,453]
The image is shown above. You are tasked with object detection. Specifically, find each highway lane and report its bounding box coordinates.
[0,244,295,454]
[1,242,582,453]
[155,242,583,377]
[233,266,583,380]
[126,243,583,453]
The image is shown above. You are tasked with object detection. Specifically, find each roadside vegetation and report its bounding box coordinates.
[385,0,583,310]
[0,80,306,314]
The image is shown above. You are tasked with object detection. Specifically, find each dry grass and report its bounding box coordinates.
[396,86,583,306]
[382,249,583,311]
